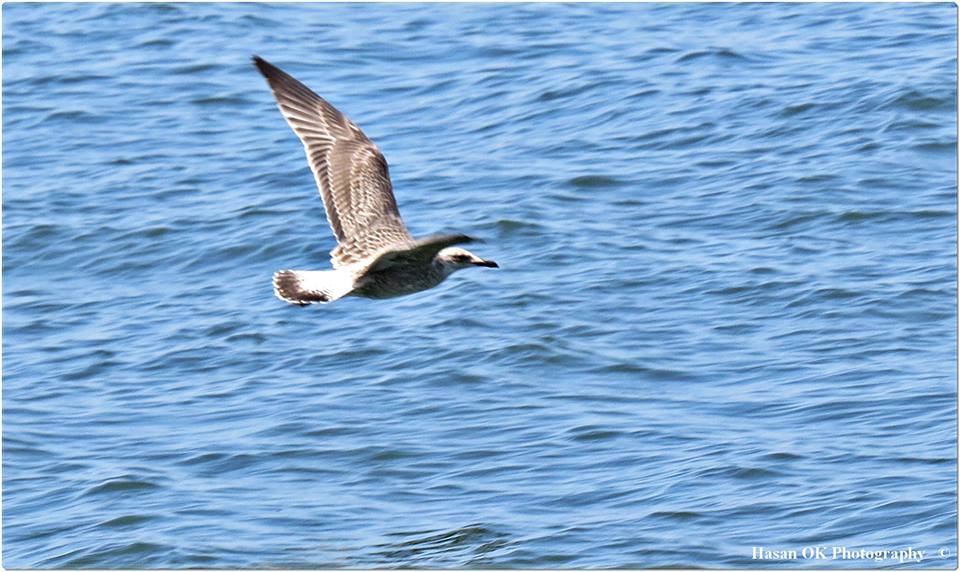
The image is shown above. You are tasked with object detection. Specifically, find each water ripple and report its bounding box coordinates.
[3,2,956,569]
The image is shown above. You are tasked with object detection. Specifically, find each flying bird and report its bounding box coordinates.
[253,56,498,306]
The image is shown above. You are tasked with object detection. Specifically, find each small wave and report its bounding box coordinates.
[675,47,750,63]
[62,361,122,382]
[173,63,221,74]
[537,80,618,102]
[178,452,229,465]
[591,362,692,381]
[642,46,681,57]
[779,102,817,117]
[567,175,623,188]
[43,109,103,124]
[566,425,625,442]
[97,514,157,528]
[83,478,162,497]
[698,465,786,480]
[137,37,176,48]
[760,451,805,462]
[838,209,951,223]
[225,332,267,344]
[178,452,262,474]
[190,95,252,106]
[884,88,952,112]
[648,510,703,521]
[374,524,511,565]
[490,218,544,233]
[769,210,830,230]
[912,140,955,154]
[628,88,660,100]
[59,542,170,568]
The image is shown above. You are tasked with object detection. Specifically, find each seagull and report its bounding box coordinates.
[253,56,498,306]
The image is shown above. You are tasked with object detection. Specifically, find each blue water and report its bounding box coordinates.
[3,3,957,569]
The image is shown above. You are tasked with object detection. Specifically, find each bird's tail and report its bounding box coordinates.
[273,269,355,306]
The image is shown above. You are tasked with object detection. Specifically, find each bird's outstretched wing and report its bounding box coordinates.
[253,56,413,268]
[366,234,478,273]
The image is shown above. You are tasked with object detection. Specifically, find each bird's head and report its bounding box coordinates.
[436,247,499,274]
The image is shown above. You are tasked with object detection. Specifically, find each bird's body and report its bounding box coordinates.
[353,262,450,299]
[253,56,497,305]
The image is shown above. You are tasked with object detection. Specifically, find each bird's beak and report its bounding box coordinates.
[475,259,499,268]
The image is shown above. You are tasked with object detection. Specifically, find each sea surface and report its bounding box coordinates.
[3,3,957,569]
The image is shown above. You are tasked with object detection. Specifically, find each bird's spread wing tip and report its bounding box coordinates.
[252,55,277,77]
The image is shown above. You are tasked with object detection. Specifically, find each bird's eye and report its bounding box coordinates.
[454,254,470,262]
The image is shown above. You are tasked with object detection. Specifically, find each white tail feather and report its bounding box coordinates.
[273,269,355,305]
